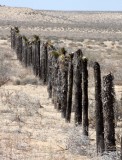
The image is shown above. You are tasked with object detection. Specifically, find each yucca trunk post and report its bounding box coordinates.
[73,49,83,125]
[15,33,20,59]
[47,46,56,99]
[18,35,22,62]
[10,28,14,49]
[94,62,104,154]
[12,28,16,50]
[50,51,59,107]
[41,43,48,84]
[34,37,40,76]
[31,42,35,74]
[32,41,37,75]
[50,55,55,103]
[60,53,68,118]
[27,43,32,66]
[57,64,62,111]
[51,54,59,104]
[13,27,19,50]
[54,59,59,109]
[16,34,22,62]
[47,50,53,98]
[22,37,28,67]
[66,53,74,122]
[82,58,89,136]
[120,135,122,160]
[103,73,116,152]
[32,36,40,76]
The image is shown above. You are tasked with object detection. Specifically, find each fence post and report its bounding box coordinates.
[27,42,32,66]
[103,73,116,152]
[16,34,22,62]
[11,27,19,49]
[47,49,54,98]
[94,62,104,154]
[120,135,122,160]
[66,53,74,122]
[73,49,83,125]
[22,36,28,67]
[40,43,48,84]
[59,49,68,118]
[57,60,62,111]
[82,57,89,136]
[51,51,59,108]
[10,28,14,49]
[34,36,40,76]
[47,51,52,98]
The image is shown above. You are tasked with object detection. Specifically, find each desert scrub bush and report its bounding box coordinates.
[66,126,90,155]
[13,76,40,85]
[91,151,120,160]
[0,55,10,86]
[0,89,40,116]
[0,36,7,40]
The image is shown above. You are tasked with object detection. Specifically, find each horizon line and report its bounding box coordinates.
[1,5,122,12]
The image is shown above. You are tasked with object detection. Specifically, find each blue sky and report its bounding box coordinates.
[0,0,122,11]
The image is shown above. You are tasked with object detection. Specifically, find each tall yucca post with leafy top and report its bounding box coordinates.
[120,135,122,160]
[16,34,22,61]
[11,27,19,50]
[82,57,89,136]
[103,73,116,152]
[33,35,40,76]
[10,28,14,49]
[50,50,60,108]
[94,62,104,154]
[73,49,83,125]
[59,48,68,118]
[47,45,56,98]
[66,53,74,122]
[27,42,32,66]
[22,36,28,67]
[41,42,48,84]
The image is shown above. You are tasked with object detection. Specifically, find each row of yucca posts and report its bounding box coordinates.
[11,27,121,156]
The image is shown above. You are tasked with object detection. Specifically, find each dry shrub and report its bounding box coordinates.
[0,55,10,87]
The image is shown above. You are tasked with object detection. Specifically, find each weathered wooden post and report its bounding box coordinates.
[59,48,68,118]
[13,27,19,50]
[40,43,48,84]
[120,135,122,160]
[48,50,59,107]
[103,73,116,152]
[66,53,74,122]
[22,36,28,67]
[73,49,83,125]
[47,45,56,98]
[32,40,36,74]
[33,36,40,76]
[16,34,22,61]
[82,57,89,136]
[57,59,62,111]
[94,62,104,154]
[27,42,32,66]
[10,28,14,49]
[47,50,53,98]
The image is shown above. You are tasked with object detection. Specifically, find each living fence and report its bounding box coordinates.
[10,27,122,158]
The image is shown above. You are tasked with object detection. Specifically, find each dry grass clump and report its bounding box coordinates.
[13,75,41,85]
[0,89,40,116]
[66,126,90,155]
[0,54,10,87]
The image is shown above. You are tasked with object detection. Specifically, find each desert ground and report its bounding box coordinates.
[0,6,122,160]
